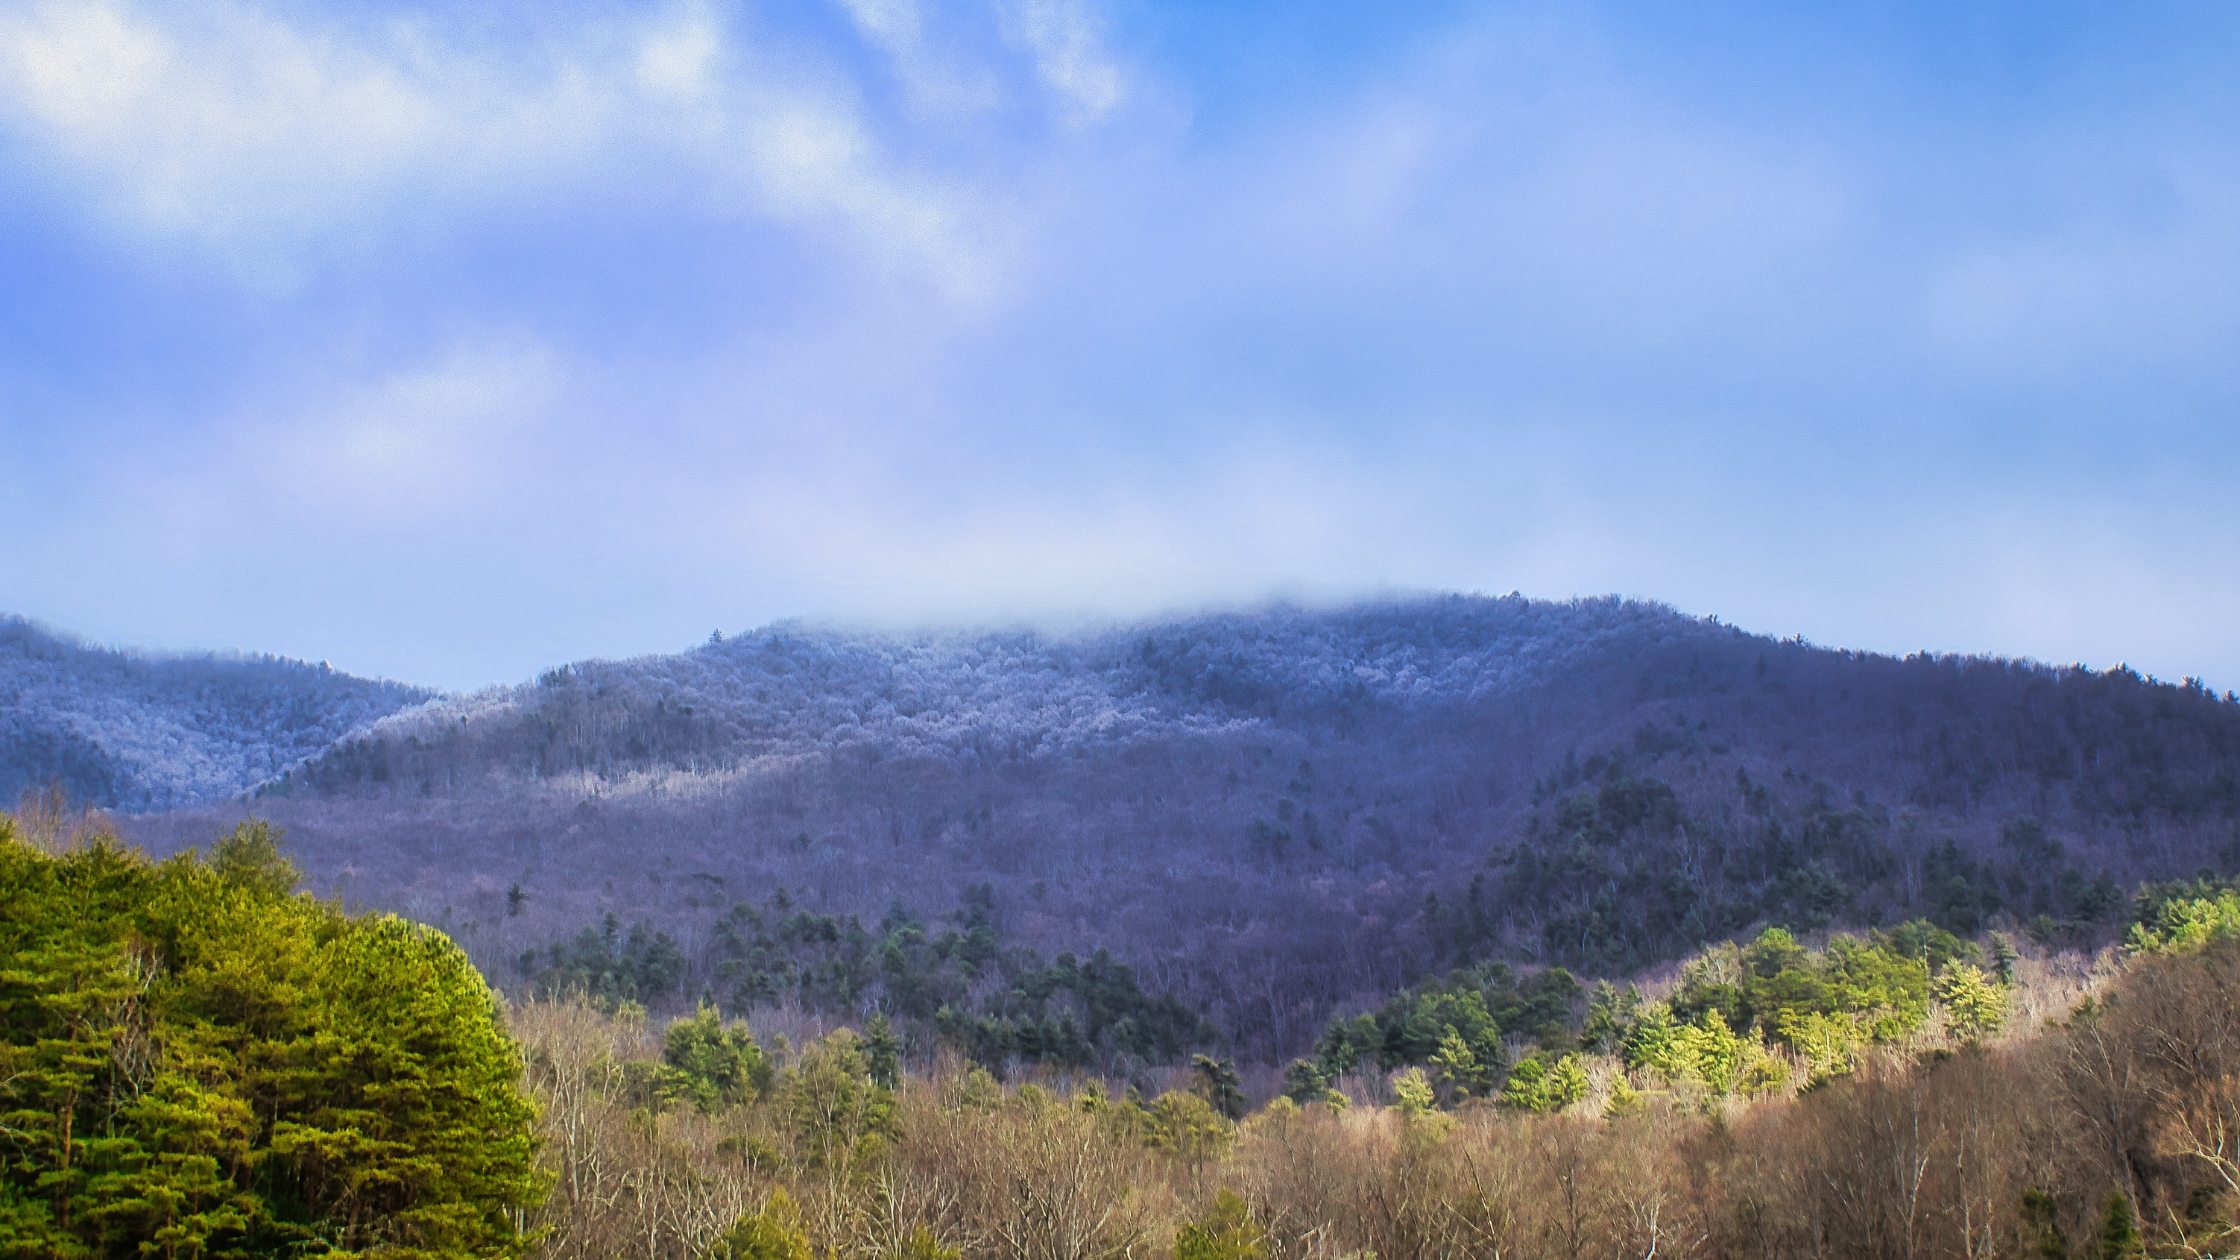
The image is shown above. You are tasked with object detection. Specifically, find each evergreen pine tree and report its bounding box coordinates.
[1175,1190,1266,1260]
[2021,1189,2070,1260]
[207,818,297,896]
[1193,1054,1245,1120]
[863,1012,903,1089]
[710,1189,814,1260]
[2096,1191,2143,1260]
[1281,1058,1327,1105]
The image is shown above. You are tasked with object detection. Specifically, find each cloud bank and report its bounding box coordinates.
[0,0,1003,284]
[1,0,2237,691]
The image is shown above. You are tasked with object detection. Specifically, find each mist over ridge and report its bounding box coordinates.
[69,590,2238,1059]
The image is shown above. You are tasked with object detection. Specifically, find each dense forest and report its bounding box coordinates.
[12,808,2240,1260]
[0,615,430,809]
[114,595,2240,1061]
[501,907,2240,1260]
[0,812,539,1255]
[15,594,2240,1061]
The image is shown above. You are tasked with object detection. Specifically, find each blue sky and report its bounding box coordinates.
[3,0,2238,691]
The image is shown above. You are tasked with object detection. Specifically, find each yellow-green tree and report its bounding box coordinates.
[1175,1190,1265,1260]
[0,815,543,1258]
[2128,889,2240,955]
[1496,1055,1588,1112]
[709,1188,815,1260]
[1934,963,2008,1042]
[785,1029,896,1170]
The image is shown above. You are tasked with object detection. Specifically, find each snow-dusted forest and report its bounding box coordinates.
[101,593,2240,1058]
[0,615,430,809]
[272,595,1676,789]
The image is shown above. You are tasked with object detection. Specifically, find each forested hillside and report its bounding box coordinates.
[0,615,432,808]
[17,803,2240,1260]
[119,594,2240,1062]
[498,913,2240,1260]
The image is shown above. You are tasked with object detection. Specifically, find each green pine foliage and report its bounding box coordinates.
[1310,963,1577,1078]
[1278,1058,1330,1105]
[0,815,542,1258]
[661,1005,773,1114]
[1134,1091,1235,1170]
[1494,1054,1589,1112]
[1300,962,1578,1109]
[1389,1069,1435,1118]
[515,912,687,1008]
[1324,918,2020,1111]
[861,1012,902,1089]
[1191,1056,1245,1120]
[2126,876,2240,954]
[1500,758,1893,970]
[1174,1190,1265,1260]
[1498,731,2153,975]
[205,818,300,897]
[1934,963,2009,1041]
[2022,1189,2071,1260]
[526,884,1206,1070]
[1428,1026,1494,1100]
[1667,925,1947,1047]
[1623,1006,1748,1095]
[1603,922,2005,1088]
[2097,1191,2144,1260]
[782,1029,897,1170]
[708,1188,815,1260]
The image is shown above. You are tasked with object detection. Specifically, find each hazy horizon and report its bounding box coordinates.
[8,587,2228,697]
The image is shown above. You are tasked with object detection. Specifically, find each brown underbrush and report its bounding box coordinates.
[509,940,2240,1260]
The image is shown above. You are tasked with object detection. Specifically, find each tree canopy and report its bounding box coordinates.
[0,816,543,1258]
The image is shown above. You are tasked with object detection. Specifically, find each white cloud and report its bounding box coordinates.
[996,0,1123,124]
[1924,169,2240,380]
[261,338,561,515]
[0,0,979,283]
[636,9,723,98]
[832,0,1001,116]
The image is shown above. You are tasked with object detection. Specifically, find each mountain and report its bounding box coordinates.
[269,595,1674,791]
[116,594,2240,1059]
[0,615,433,810]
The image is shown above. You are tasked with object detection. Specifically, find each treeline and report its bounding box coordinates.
[505,849,2231,1086]
[16,803,2240,1259]
[270,595,2240,837]
[513,873,2184,1148]
[1481,739,2141,974]
[1275,919,2012,1117]
[518,883,1208,1071]
[510,924,2240,1260]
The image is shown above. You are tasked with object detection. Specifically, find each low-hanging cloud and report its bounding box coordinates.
[4,2,2240,692]
[259,338,563,517]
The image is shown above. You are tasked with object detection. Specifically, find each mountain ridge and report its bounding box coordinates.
[265,594,1688,795]
[102,593,2240,1058]
[0,614,433,809]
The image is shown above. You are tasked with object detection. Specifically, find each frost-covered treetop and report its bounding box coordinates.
[0,616,433,809]
[8,595,1731,806]
[308,595,1711,786]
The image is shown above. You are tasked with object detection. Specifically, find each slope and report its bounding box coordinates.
[0,615,435,810]
[128,595,2240,1058]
